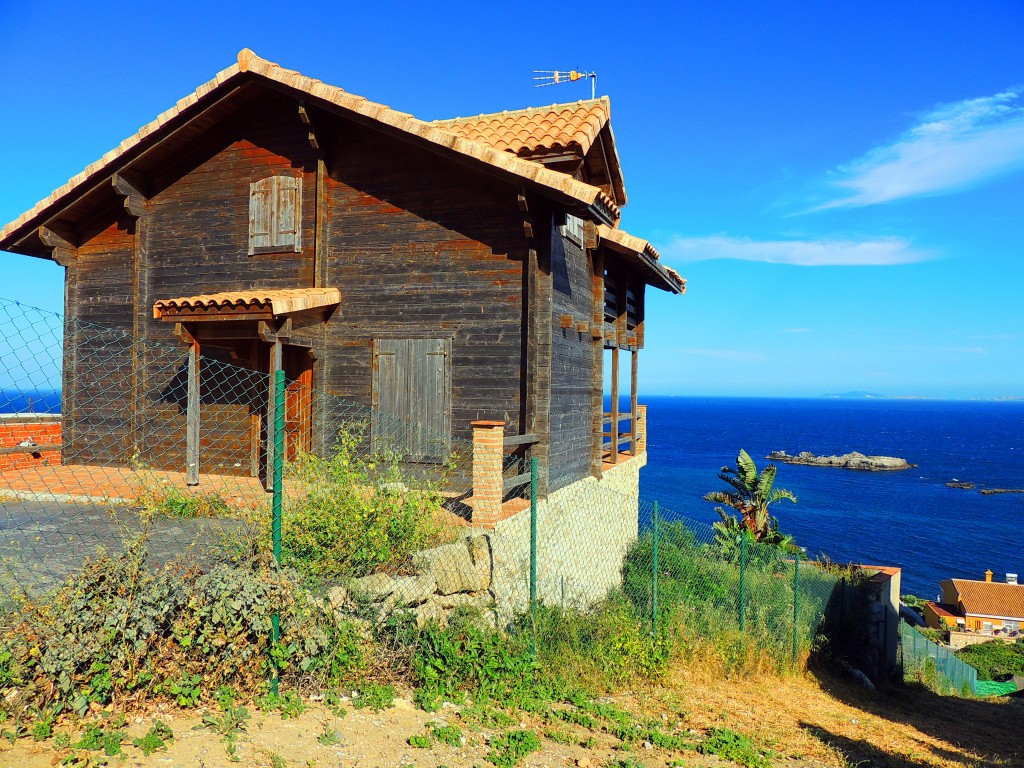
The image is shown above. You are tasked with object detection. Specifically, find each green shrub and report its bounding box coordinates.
[957,640,1024,681]
[282,425,455,580]
[697,727,772,768]
[0,545,348,715]
[352,682,395,712]
[486,729,541,767]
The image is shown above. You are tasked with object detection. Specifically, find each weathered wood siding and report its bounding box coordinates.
[548,223,595,490]
[320,119,528,448]
[139,99,317,473]
[66,219,135,464]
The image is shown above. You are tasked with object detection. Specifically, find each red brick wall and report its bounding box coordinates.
[0,420,62,472]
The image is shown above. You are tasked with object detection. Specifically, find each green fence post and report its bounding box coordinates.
[530,456,538,660]
[651,501,660,633]
[791,556,800,665]
[738,534,747,632]
[271,368,285,696]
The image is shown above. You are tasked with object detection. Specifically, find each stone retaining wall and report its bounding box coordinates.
[332,453,645,627]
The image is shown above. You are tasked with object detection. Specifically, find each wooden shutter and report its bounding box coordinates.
[248,176,302,254]
[248,178,273,254]
[275,176,301,252]
[372,338,451,461]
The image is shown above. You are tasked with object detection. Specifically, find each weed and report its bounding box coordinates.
[608,759,647,768]
[267,752,288,768]
[317,722,343,746]
[166,674,202,707]
[351,682,395,712]
[697,727,772,768]
[259,690,305,719]
[408,734,434,748]
[543,727,575,745]
[131,721,174,755]
[74,722,125,756]
[430,722,463,747]
[199,702,250,762]
[486,729,541,768]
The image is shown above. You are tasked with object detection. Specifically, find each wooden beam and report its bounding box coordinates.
[610,346,619,465]
[591,248,605,479]
[111,173,147,218]
[37,226,76,266]
[630,350,638,456]
[186,337,200,485]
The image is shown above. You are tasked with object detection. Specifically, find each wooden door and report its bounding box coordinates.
[283,347,313,460]
[371,338,451,461]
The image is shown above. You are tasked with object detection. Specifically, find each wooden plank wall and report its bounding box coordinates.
[67,219,135,465]
[138,99,317,472]
[320,119,528,447]
[548,220,596,490]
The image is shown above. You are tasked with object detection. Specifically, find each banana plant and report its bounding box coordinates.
[704,449,797,543]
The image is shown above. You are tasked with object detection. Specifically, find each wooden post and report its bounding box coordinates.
[186,338,200,485]
[471,420,505,527]
[630,350,638,455]
[265,338,283,490]
[591,248,605,479]
[635,404,648,453]
[610,346,619,465]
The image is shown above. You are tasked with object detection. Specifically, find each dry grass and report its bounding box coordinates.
[631,658,1024,768]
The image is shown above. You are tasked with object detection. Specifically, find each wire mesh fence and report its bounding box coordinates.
[899,622,978,695]
[0,295,848,726]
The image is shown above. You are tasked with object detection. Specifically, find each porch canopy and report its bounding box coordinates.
[154,287,341,322]
[153,288,341,485]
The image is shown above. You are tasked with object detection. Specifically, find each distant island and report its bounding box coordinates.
[767,450,916,471]
[822,391,888,399]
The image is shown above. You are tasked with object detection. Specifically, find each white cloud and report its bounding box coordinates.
[663,235,930,266]
[812,89,1024,210]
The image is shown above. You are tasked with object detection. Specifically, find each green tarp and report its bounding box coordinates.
[975,680,1018,697]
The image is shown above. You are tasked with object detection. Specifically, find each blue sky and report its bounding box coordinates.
[1,1,1021,398]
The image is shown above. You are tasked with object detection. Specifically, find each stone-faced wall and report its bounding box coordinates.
[332,453,645,628]
[490,453,644,619]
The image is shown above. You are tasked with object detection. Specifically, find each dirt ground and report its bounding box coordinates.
[1,666,1021,768]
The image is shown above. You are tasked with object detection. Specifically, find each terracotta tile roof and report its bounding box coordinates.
[948,578,1024,620]
[596,224,686,294]
[0,49,619,249]
[432,99,610,156]
[153,288,341,319]
[925,602,962,620]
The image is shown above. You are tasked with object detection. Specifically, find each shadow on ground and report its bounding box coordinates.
[810,666,1024,767]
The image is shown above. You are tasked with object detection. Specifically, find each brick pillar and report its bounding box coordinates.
[471,420,505,527]
[635,404,648,454]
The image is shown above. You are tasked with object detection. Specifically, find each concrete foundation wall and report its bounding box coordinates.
[489,453,645,618]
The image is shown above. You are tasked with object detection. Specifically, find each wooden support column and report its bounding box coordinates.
[175,324,201,486]
[112,173,148,456]
[630,349,638,456]
[590,248,605,479]
[610,346,619,465]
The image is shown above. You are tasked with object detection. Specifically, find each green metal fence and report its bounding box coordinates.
[0,295,845,721]
[899,622,978,694]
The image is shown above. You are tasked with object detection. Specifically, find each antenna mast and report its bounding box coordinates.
[533,69,598,99]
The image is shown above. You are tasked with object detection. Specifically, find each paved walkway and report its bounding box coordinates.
[0,464,272,508]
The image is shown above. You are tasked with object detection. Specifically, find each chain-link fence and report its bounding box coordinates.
[899,622,978,694]
[1,295,846,724]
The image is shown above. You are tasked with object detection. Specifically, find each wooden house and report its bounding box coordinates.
[0,50,685,513]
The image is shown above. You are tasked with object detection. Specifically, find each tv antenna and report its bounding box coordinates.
[533,69,598,99]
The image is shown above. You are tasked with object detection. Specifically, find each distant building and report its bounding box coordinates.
[924,570,1023,635]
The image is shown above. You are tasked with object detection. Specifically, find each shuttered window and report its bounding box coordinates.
[372,338,452,461]
[248,176,302,255]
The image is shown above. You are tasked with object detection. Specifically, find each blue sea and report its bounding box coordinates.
[639,397,1024,598]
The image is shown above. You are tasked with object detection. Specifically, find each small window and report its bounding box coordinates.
[562,213,584,247]
[249,175,302,255]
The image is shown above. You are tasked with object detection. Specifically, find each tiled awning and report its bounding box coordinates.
[154,287,341,321]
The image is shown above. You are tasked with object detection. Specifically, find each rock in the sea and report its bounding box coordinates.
[767,450,916,471]
[945,481,975,490]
